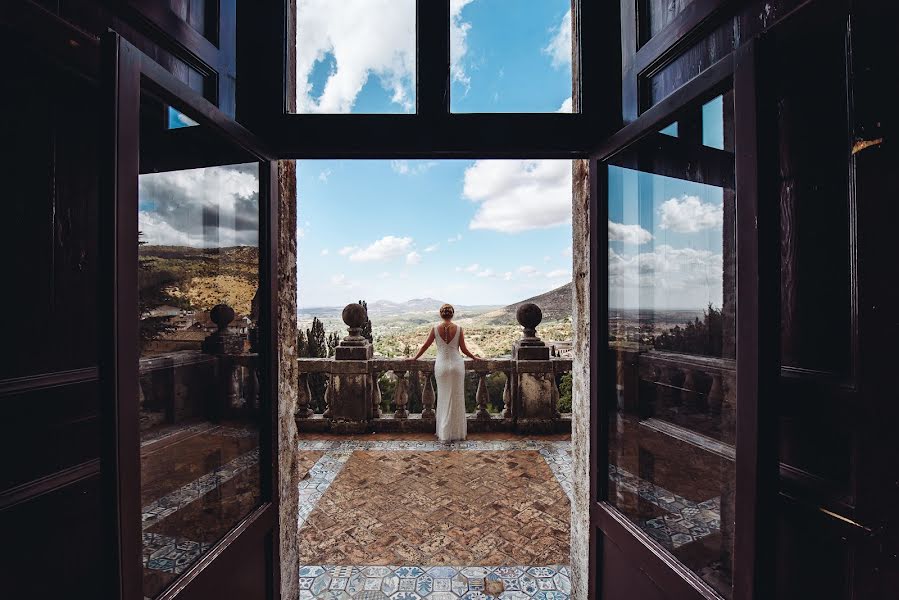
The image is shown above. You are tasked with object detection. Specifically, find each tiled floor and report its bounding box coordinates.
[297,436,573,599]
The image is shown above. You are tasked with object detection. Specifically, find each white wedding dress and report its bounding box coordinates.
[434,324,467,442]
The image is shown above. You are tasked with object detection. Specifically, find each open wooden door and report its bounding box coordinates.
[588,41,776,600]
[102,32,280,600]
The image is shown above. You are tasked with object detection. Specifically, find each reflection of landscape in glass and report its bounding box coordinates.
[608,166,725,357]
[137,163,262,598]
[138,164,260,355]
[607,91,736,599]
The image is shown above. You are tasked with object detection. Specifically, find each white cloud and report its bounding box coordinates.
[378,271,391,279]
[518,265,540,277]
[320,248,329,256]
[456,263,480,273]
[424,243,439,253]
[296,0,416,113]
[544,10,571,69]
[563,245,572,257]
[450,0,476,89]
[659,195,723,233]
[406,251,422,265]
[464,160,572,233]
[608,220,653,244]
[558,96,573,113]
[545,268,570,278]
[318,169,332,182]
[503,272,513,281]
[338,245,358,256]
[448,233,463,243]
[139,212,198,246]
[543,255,551,263]
[391,160,439,176]
[330,273,358,289]
[476,269,495,278]
[348,235,413,262]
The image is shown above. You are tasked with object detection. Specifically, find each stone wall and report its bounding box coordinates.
[570,158,592,600]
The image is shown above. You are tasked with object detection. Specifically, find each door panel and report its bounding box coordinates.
[104,32,279,600]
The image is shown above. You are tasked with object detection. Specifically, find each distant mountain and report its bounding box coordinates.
[299,297,500,319]
[479,282,573,325]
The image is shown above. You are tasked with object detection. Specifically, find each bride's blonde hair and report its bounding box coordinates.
[439,303,454,319]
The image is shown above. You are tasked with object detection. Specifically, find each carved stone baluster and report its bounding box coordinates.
[682,368,699,410]
[475,371,491,420]
[322,375,332,419]
[394,370,409,419]
[421,372,435,420]
[551,370,562,418]
[502,371,512,418]
[297,372,314,418]
[708,372,723,415]
[371,371,382,418]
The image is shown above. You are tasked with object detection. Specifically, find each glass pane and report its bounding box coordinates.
[293,0,416,113]
[451,0,573,113]
[167,107,198,129]
[138,129,263,595]
[606,90,736,598]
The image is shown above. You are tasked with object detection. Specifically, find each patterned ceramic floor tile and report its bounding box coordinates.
[297,565,571,600]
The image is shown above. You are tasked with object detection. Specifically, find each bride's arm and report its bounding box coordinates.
[408,328,436,360]
[458,328,480,360]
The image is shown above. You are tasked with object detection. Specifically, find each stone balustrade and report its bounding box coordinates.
[295,302,572,434]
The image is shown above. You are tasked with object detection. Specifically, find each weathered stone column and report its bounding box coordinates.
[327,303,373,429]
[512,303,557,433]
[202,303,245,421]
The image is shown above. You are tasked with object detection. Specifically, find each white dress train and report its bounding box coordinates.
[434,324,467,442]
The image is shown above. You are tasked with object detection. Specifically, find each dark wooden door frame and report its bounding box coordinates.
[100,31,280,600]
[588,38,778,600]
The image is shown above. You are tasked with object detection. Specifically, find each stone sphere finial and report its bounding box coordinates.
[342,302,367,330]
[516,302,544,344]
[341,302,369,346]
[210,304,235,332]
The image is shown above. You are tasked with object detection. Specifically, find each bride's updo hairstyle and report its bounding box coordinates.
[439,303,454,319]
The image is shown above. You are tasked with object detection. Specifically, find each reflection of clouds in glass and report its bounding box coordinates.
[138,163,259,247]
[609,220,653,244]
[658,195,723,233]
[609,245,723,309]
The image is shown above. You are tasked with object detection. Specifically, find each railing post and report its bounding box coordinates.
[394,370,409,419]
[370,370,382,418]
[551,370,561,418]
[475,371,491,420]
[297,372,314,418]
[421,371,435,420]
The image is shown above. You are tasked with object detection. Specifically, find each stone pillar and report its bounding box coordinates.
[202,303,246,421]
[370,370,382,418]
[326,303,373,427]
[502,371,512,418]
[512,303,557,433]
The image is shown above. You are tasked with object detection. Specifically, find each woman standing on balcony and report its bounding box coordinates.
[408,303,480,441]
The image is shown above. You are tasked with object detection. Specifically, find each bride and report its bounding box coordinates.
[408,303,480,441]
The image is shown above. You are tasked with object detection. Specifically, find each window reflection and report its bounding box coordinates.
[138,161,262,598]
[606,90,736,598]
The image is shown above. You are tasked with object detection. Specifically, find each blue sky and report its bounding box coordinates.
[294,0,574,308]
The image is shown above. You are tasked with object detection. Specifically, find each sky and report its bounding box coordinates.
[294,0,575,308]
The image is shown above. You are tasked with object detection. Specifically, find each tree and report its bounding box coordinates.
[558,373,573,413]
[137,232,178,351]
[358,299,373,343]
[327,331,340,357]
[306,317,328,412]
[297,329,308,358]
[652,304,723,357]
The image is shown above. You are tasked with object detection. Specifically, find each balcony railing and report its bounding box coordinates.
[295,302,572,434]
